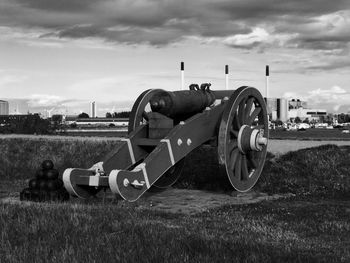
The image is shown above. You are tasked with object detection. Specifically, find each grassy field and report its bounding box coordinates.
[1,197,349,263]
[0,137,349,262]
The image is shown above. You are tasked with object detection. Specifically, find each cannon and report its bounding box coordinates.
[63,85,268,202]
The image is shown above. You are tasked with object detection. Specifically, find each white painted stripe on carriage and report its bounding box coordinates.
[134,163,150,189]
[160,139,175,165]
[109,170,121,195]
[120,138,136,164]
[62,168,81,198]
[88,176,100,186]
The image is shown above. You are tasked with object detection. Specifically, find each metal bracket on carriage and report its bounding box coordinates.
[88,161,105,176]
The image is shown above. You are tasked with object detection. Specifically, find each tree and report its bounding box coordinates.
[78,112,89,118]
[303,118,310,124]
[105,112,112,118]
[275,120,283,126]
[112,111,131,118]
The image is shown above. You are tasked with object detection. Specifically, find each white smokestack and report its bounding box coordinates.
[181,61,184,90]
[225,65,229,90]
[91,101,96,118]
[265,65,269,99]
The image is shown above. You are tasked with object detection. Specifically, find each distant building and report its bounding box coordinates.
[64,115,79,125]
[266,98,327,123]
[0,100,9,115]
[266,98,288,122]
[288,99,307,109]
[91,102,97,118]
[288,108,327,122]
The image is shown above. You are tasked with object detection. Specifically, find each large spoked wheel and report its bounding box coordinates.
[128,89,186,190]
[128,89,166,134]
[218,86,268,192]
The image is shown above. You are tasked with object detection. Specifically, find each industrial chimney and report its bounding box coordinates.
[265,65,269,99]
[225,65,229,90]
[91,101,97,118]
[181,61,184,90]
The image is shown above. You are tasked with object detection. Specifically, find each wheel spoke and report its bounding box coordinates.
[228,141,238,153]
[244,98,255,121]
[241,155,249,180]
[238,99,246,126]
[234,154,242,178]
[230,126,239,138]
[229,148,239,170]
[233,112,240,130]
[247,107,261,125]
[247,151,258,169]
[142,111,149,121]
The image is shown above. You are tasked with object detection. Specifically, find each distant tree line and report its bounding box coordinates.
[76,111,131,119]
[105,111,130,118]
[0,114,53,134]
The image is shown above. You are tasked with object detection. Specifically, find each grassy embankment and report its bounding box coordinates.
[0,137,349,262]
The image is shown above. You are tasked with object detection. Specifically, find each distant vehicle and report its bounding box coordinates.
[315,123,328,128]
[297,123,310,130]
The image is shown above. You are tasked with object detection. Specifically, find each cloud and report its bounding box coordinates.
[223,28,269,49]
[27,94,71,108]
[0,70,27,88]
[0,0,348,53]
[283,86,350,112]
[305,57,350,71]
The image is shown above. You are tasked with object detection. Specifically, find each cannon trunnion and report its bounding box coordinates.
[63,86,268,202]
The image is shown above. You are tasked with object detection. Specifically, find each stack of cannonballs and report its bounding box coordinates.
[20,160,69,202]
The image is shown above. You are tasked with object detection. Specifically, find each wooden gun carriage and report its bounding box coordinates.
[63,85,268,202]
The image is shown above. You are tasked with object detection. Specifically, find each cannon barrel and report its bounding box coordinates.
[150,89,234,118]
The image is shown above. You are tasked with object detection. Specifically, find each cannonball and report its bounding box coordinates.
[41,160,54,170]
[38,180,48,190]
[28,178,39,189]
[46,169,59,180]
[20,188,32,201]
[36,169,45,180]
[47,180,59,191]
[31,189,40,200]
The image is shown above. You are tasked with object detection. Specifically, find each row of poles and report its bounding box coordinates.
[180,62,270,98]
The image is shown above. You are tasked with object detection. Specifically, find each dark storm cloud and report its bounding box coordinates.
[1,0,349,52]
[52,24,186,46]
[14,0,99,12]
[212,0,349,19]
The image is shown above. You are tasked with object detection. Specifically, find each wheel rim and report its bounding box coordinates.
[128,89,166,134]
[218,86,268,192]
[128,89,185,190]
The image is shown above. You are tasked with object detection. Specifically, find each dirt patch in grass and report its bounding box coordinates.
[1,187,293,215]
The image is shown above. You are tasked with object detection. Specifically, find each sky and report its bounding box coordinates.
[0,0,350,116]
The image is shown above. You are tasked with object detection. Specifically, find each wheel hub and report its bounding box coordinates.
[237,125,267,154]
